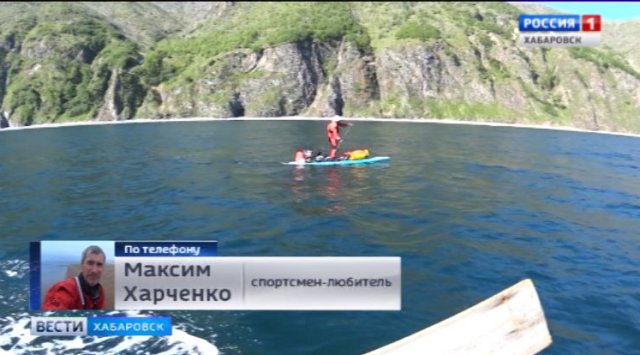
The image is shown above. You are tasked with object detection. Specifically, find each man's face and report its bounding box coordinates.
[81,252,104,286]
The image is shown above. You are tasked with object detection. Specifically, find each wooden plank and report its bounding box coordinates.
[365,279,552,355]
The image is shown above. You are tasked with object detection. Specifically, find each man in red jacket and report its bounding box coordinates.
[42,245,106,310]
[326,116,352,160]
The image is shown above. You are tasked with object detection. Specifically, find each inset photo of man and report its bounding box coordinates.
[40,241,114,310]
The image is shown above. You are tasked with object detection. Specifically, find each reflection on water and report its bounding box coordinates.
[288,165,344,216]
[288,164,379,216]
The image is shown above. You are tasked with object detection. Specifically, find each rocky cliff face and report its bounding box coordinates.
[136,35,640,132]
[139,41,375,118]
[0,2,639,133]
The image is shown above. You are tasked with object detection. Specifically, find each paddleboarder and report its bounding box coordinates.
[326,115,352,160]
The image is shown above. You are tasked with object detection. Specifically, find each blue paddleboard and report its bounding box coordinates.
[284,156,390,166]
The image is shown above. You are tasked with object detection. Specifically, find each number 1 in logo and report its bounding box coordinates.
[581,15,601,32]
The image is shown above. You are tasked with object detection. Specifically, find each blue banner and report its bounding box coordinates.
[519,14,581,32]
[115,241,217,257]
[87,316,171,336]
[29,242,41,311]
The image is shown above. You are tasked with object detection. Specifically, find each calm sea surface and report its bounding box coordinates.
[1,120,639,354]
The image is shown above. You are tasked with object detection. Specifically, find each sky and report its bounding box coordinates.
[531,2,640,21]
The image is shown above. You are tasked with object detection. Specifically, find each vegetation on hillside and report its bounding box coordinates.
[0,3,144,125]
[138,2,372,85]
[0,2,637,132]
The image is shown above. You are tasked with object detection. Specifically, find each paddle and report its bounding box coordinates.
[335,124,352,153]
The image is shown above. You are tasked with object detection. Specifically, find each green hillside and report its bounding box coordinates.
[0,2,638,133]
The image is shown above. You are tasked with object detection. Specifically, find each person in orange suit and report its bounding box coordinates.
[326,116,352,160]
[42,245,106,310]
